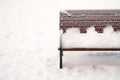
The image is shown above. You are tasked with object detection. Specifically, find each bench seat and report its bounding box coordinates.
[59,10,120,69]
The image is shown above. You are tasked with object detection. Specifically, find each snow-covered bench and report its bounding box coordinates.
[59,10,120,68]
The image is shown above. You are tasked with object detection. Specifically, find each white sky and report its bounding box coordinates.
[0,0,120,10]
[59,0,120,9]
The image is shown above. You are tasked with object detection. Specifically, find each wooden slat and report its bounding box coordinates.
[60,26,120,33]
[58,48,120,51]
[60,10,120,16]
[60,21,120,27]
[60,15,120,21]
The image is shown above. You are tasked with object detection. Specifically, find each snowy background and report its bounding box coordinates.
[1,0,120,80]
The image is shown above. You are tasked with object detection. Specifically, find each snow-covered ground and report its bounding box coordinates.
[0,0,120,80]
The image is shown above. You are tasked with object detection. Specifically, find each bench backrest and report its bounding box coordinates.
[60,10,120,33]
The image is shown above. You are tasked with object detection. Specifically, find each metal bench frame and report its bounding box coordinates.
[59,10,120,69]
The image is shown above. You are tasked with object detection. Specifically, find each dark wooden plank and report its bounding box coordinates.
[60,15,120,21]
[60,26,120,33]
[60,10,120,16]
[58,48,120,51]
[60,21,120,27]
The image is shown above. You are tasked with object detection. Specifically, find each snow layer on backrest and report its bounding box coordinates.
[62,26,120,48]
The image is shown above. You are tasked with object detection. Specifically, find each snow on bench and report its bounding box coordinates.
[59,10,120,69]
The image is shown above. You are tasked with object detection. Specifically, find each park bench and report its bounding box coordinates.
[58,10,120,69]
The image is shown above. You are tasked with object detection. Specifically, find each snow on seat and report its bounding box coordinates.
[59,10,120,68]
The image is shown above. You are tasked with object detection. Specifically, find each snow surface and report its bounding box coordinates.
[0,0,120,80]
[62,26,120,48]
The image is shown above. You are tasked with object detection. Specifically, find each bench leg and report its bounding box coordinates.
[60,49,63,69]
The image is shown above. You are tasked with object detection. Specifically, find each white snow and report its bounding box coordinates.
[0,0,120,80]
[62,26,120,48]
[60,10,72,16]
